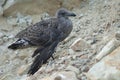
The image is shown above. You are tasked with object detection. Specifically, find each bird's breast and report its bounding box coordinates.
[58,19,73,41]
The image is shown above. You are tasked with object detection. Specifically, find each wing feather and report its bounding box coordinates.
[15,18,59,46]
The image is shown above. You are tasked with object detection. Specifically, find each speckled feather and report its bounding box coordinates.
[15,18,59,46]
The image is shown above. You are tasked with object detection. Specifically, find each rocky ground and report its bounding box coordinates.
[0,0,120,80]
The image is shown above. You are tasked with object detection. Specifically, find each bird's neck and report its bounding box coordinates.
[58,16,69,20]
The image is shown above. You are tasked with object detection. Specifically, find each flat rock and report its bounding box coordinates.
[95,33,120,60]
[87,46,120,80]
[70,38,91,52]
[17,64,30,75]
[39,71,78,80]
[65,65,79,74]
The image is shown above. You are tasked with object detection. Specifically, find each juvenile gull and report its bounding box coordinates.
[8,8,76,75]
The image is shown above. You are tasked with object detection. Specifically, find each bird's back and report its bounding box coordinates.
[15,18,59,46]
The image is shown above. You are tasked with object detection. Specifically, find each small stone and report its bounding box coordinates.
[65,65,80,74]
[0,74,14,80]
[8,35,14,39]
[54,76,61,80]
[61,0,80,9]
[45,64,55,73]
[3,36,9,42]
[115,32,120,40]
[7,13,32,27]
[17,64,30,75]
[81,76,87,80]
[18,50,31,60]
[41,12,50,20]
[16,13,32,26]
[19,75,28,80]
[0,6,3,16]
[52,71,78,80]
[0,39,4,45]
[81,66,89,72]
[70,38,91,52]
[0,32,4,38]
[68,49,75,54]
[7,16,17,26]
[40,71,78,80]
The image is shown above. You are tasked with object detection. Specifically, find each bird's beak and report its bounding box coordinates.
[67,12,76,17]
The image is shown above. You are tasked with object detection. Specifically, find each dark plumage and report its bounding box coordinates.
[8,8,76,75]
[28,40,59,75]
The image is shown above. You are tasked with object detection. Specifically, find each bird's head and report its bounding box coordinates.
[56,8,76,18]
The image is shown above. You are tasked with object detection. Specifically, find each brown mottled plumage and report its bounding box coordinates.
[8,8,76,75]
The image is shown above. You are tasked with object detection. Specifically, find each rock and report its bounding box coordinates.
[81,65,89,72]
[8,34,14,39]
[65,65,79,74]
[95,33,120,61]
[0,33,4,45]
[3,0,81,16]
[70,38,91,52]
[68,49,75,54]
[0,0,120,80]
[41,12,50,20]
[0,32,4,38]
[0,33,8,45]
[7,13,32,26]
[0,39,4,45]
[0,6,3,16]
[45,64,55,73]
[81,76,87,80]
[52,71,78,80]
[87,46,120,80]
[40,71,78,80]
[7,16,18,26]
[0,0,32,16]
[17,64,30,75]
[3,0,16,10]
[0,74,14,80]
[16,13,32,26]
[77,73,87,80]
[61,0,80,10]
[3,0,60,16]
[0,0,5,6]
[0,0,5,16]
[20,75,28,80]
[54,76,61,80]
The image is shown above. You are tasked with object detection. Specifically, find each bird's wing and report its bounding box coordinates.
[15,18,59,46]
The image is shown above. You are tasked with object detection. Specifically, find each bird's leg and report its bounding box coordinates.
[46,56,55,67]
[48,41,59,63]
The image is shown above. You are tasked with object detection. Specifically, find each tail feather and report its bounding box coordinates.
[28,41,59,75]
[8,39,29,50]
[28,47,52,75]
